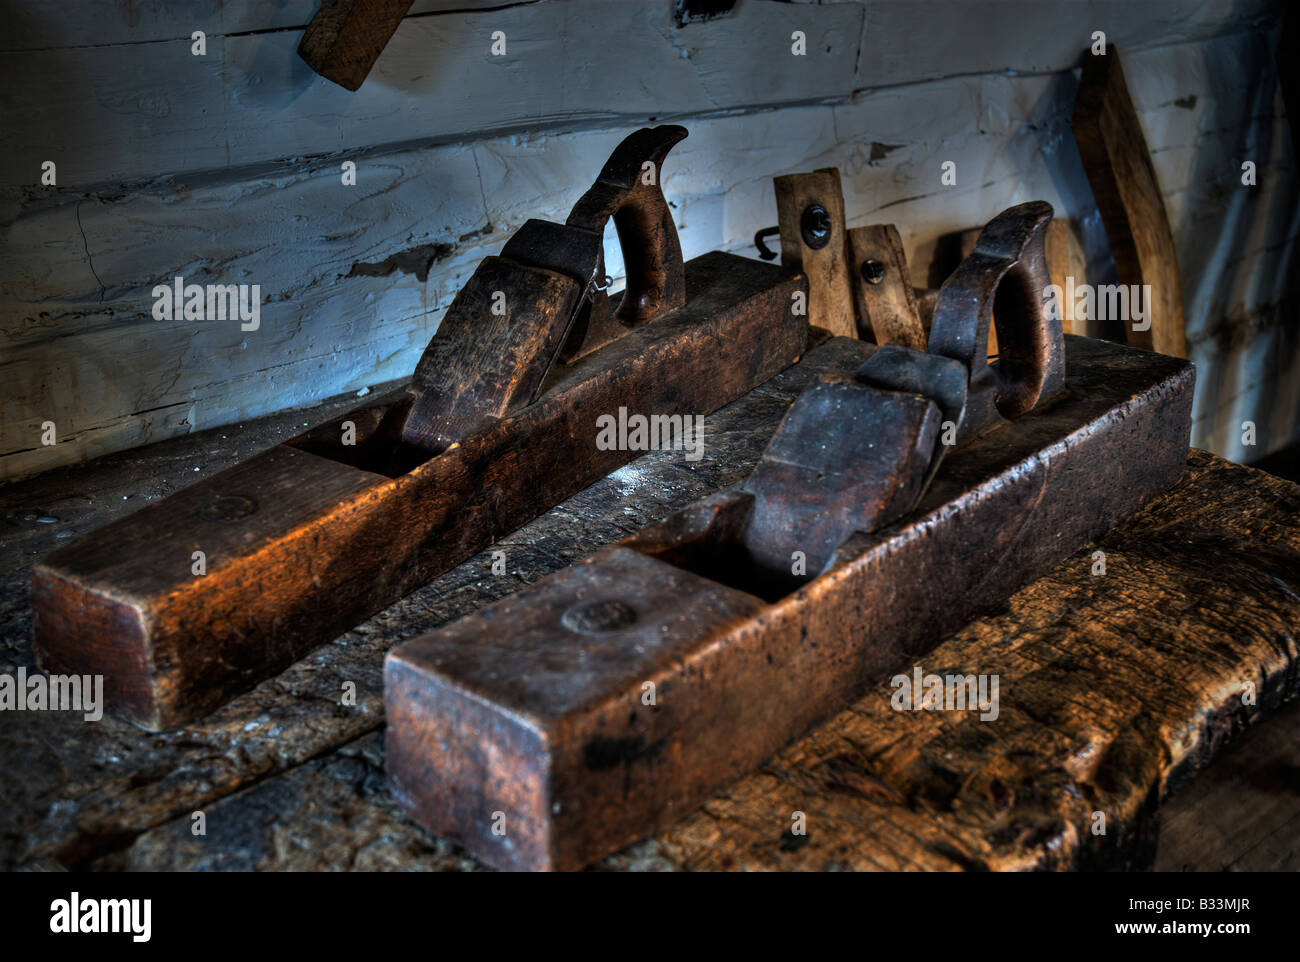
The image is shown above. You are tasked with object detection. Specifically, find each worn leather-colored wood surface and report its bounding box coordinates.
[2,337,1296,870]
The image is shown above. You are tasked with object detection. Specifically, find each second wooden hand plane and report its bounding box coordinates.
[385,201,1197,871]
[32,125,808,730]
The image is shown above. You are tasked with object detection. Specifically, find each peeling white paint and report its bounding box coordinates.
[0,1,1294,479]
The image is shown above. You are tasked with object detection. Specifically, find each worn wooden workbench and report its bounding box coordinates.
[2,337,1298,871]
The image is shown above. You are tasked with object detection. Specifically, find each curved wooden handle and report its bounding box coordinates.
[928,201,1065,421]
[566,125,688,325]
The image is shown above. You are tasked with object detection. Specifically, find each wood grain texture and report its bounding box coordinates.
[298,0,416,91]
[96,447,1300,873]
[4,337,1298,871]
[0,1,1273,188]
[5,28,1293,480]
[0,331,842,868]
[1044,218,1088,336]
[30,252,805,729]
[0,0,865,190]
[0,1,502,51]
[618,452,1299,872]
[388,330,1190,870]
[852,0,1278,96]
[402,257,583,450]
[1154,697,1300,872]
[846,224,925,349]
[32,444,387,729]
[773,168,856,338]
[1073,47,1188,357]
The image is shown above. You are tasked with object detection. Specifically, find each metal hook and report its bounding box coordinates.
[754,226,780,261]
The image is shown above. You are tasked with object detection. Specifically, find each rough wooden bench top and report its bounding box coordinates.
[2,337,1297,870]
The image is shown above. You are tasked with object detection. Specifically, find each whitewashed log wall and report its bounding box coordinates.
[1,0,1294,481]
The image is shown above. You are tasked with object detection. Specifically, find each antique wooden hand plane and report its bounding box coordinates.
[385,201,1196,871]
[32,125,808,730]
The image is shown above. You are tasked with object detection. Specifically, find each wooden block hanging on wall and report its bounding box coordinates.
[773,167,858,338]
[1073,46,1187,357]
[846,224,926,350]
[299,0,415,91]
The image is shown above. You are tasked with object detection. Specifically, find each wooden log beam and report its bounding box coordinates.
[1073,46,1188,357]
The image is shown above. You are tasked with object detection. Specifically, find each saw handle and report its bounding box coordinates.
[928,201,1065,421]
[565,125,688,325]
